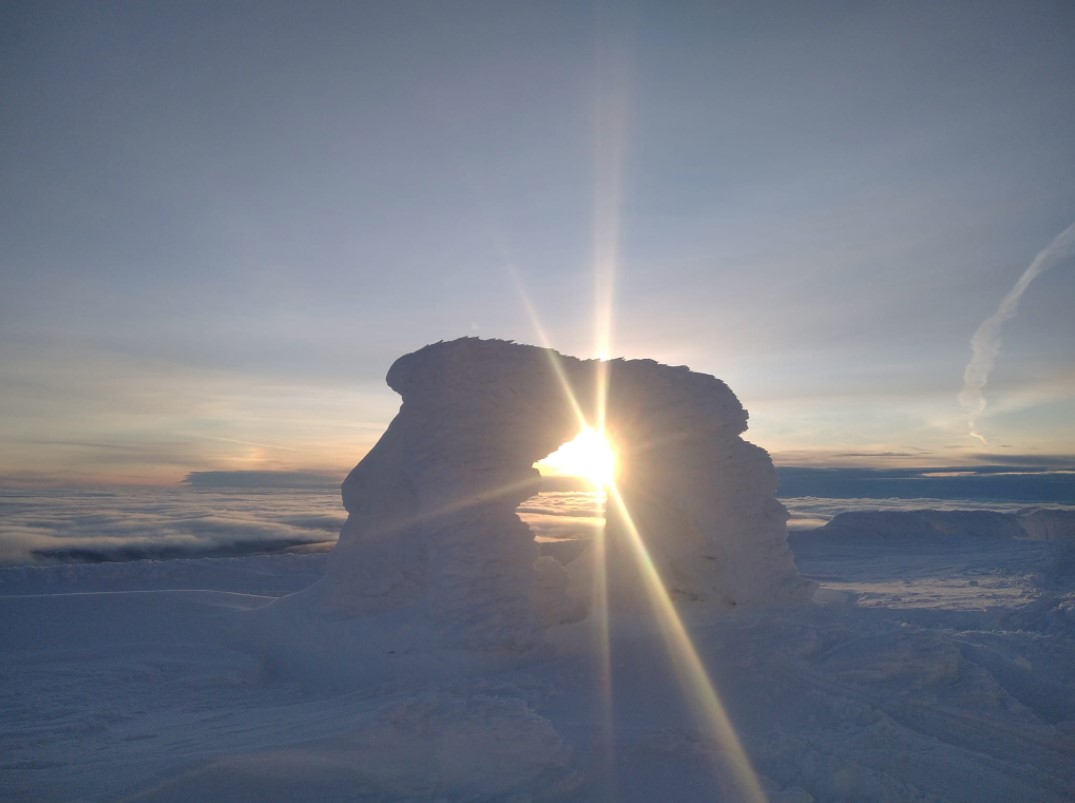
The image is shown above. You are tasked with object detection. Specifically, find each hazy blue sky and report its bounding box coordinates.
[2,1,1074,486]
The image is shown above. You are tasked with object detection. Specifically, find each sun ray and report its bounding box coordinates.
[590,25,628,437]
[604,483,768,802]
[591,12,629,367]
[508,264,622,781]
[509,265,593,428]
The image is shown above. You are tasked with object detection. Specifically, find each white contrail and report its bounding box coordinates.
[959,219,1075,444]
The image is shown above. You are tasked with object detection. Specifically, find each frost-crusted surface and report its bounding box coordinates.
[279,338,811,652]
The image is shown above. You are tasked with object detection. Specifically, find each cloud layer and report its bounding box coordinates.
[0,486,604,567]
[0,488,346,566]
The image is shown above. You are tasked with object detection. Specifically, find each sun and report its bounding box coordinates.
[538,427,618,487]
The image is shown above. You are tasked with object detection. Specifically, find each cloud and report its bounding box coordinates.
[959,219,1075,443]
[0,485,609,567]
[516,488,607,543]
[519,511,605,543]
[517,489,605,519]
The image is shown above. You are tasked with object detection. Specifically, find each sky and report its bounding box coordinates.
[2,0,1074,488]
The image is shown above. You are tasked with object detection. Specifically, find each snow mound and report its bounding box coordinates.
[265,338,813,657]
[1018,508,1075,540]
[817,509,1075,540]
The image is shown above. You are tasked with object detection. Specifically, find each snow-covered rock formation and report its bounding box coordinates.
[280,338,813,654]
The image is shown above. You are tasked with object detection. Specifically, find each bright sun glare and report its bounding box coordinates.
[539,427,617,487]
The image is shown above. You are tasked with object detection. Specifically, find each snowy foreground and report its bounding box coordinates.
[2,511,1074,802]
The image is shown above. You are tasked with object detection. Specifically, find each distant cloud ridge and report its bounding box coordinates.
[959,219,1075,444]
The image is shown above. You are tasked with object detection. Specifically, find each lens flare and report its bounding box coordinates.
[510,286,765,797]
[505,14,764,798]
[604,484,768,802]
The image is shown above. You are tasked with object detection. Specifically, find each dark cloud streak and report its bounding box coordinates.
[183,471,343,489]
[777,464,1075,503]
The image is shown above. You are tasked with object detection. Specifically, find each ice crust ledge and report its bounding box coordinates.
[277,338,814,652]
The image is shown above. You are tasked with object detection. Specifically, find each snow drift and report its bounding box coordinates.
[817,508,1075,540]
[265,338,812,657]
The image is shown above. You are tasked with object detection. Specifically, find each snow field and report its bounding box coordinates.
[2,513,1073,801]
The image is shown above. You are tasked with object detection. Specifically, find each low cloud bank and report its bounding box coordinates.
[0,488,346,566]
[0,488,606,567]
[3,479,1070,568]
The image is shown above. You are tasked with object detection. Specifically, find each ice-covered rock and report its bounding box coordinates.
[276,338,813,653]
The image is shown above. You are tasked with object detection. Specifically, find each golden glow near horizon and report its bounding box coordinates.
[536,427,618,487]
